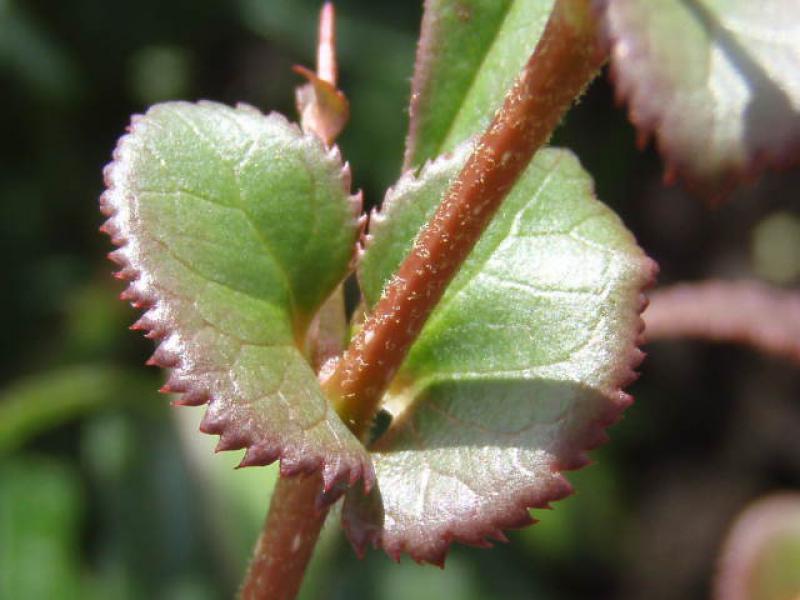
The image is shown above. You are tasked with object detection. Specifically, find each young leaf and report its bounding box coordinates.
[404,0,555,170]
[100,101,371,491]
[346,142,656,563]
[600,0,800,196]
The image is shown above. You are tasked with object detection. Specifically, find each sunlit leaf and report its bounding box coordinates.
[600,0,800,196]
[101,101,371,491]
[346,142,655,563]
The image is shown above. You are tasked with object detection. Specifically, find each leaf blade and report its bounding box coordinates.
[101,101,371,491]
[404,0,555,169]
[600,0,800,196]
[348,143,655,562]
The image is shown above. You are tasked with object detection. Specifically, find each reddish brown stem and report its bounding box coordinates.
[240,473,328,600]
[644,280,800,364]
[324,0,605,438]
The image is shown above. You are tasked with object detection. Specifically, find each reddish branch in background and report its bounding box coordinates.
[644,280,800,365]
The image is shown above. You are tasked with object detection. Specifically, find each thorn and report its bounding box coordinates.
[321,459,341,493]
[237,444,276,469]
[492,531,510,544]
[113,267,138,281]
[130,315,153,331]
[174,389,208,407]
[108,249,126,266]
[199,411,223,435]
[146,345,179,368]
[215,434,245,453]
[160,375,187,395]
[144,328,166,341]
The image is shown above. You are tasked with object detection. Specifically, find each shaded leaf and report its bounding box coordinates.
[716,494,800,600]
[101,101,371,491]
[347,142,655,563]
[404,0,555,169]
[600,0,800,196]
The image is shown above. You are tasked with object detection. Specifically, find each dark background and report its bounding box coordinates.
[1,1,799,598]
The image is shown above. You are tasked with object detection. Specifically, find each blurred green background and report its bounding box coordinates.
[1,1,799,598]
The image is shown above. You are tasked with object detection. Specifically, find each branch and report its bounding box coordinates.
[240,473,328,600]
[323,0,605,438]
[643,280,800,364]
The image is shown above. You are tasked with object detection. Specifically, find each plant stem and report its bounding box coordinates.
[240,473,329,600]
[644,280,800,364]
[324,0,605,438]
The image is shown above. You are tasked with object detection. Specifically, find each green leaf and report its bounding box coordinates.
[716,494,800,600]
[404,0,555,170]
[101,101,371,491]
[600,0,800,195]
[346,142,655,563]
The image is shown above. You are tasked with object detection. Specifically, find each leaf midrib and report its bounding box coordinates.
[167,109,304,326]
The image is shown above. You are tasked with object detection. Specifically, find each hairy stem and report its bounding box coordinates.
[324,0,605,438]
[240,473,329,600]
[644,280,800,364]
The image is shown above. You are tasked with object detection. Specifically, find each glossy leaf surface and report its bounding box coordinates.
[347,143,655,563]
[101,101,371,491]
[601,0,800,194]
[404,0,554,169]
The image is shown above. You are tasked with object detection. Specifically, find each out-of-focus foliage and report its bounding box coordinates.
[0,458,83,599]
[601,0,800,196]
[0,0,798,598]
[715,494,800,600]
[752,212,800,284]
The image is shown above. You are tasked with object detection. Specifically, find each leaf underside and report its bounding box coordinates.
[100,101,372,492]
[345,142,656,564]
[600,0,800,196]
[404,0,554,170]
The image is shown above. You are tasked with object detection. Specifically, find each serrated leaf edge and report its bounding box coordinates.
[100,100,372,495]
[348,143,658,564]
[596,0,800,199]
